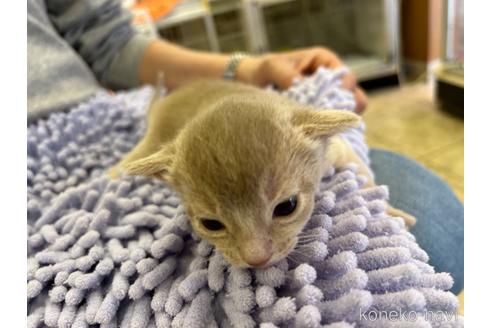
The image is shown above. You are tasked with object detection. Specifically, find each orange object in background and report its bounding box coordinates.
[133,0,183,21]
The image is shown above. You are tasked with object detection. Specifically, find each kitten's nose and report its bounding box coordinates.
[241,236,273,267]
[245,255,271,268]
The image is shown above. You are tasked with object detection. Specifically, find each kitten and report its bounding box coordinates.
[109,80,415,268]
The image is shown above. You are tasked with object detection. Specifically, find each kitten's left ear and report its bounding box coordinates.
[122,142,176,181]
[291,108,361,139]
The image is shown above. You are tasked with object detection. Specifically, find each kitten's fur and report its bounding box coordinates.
[109,80,415,268]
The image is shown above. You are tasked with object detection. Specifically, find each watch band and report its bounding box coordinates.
[223,52,250,81]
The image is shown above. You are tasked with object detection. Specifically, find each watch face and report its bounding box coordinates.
[224,53,250,81]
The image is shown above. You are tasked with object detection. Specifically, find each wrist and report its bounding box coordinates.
[235,56,265,86]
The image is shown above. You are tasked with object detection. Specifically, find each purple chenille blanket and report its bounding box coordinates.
[27,68,464,327]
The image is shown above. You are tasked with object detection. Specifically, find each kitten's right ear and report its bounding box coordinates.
[123,143,175,181]
[291,108,361,139]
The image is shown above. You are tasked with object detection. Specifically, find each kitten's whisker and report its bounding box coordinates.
[297,232,319,238]
[296,236,318,242]
[295,237,319,245]
[289,249,310,261]
[295,241,320,248]
[297,234,322,241]
[296,236,318,241]
[295,242,316,248]
[293,245,304,254]
[286,254,302,266]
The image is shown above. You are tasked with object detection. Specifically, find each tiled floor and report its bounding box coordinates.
[363,82,464,201]
[362,82,464,314]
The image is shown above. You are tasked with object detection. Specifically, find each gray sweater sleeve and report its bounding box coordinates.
[46,0,155,89]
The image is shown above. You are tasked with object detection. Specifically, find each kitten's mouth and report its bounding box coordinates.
[258,238,297,268]
[231,239,298,268]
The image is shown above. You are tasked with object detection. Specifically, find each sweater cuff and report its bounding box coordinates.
[103,33,156,89]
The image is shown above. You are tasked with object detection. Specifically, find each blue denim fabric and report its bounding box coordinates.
[369,149,464,294]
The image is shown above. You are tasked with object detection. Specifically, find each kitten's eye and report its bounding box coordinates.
[200,218,225,231]
[273,195,298,217]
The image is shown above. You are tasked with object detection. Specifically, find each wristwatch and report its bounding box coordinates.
[223,52,250,81]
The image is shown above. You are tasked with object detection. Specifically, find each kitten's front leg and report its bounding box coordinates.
[328,136,416,227]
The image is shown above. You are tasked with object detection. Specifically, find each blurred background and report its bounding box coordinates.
[126,0,464,312]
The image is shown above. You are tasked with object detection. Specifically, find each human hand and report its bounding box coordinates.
[237,47,368,113]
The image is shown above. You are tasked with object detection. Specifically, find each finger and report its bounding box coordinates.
[354,87,368,114]
[268,61,302,89]
[313,51,343,69]
[341,72,357,91]
[292,48,343,74]
[295,54,317,75]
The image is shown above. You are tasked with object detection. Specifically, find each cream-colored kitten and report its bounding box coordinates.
[109,80,415,268]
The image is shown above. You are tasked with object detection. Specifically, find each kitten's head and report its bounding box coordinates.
[125,93,359,268]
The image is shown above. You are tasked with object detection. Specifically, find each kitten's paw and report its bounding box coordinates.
[387,205,417,228]
[107,166,122,180]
